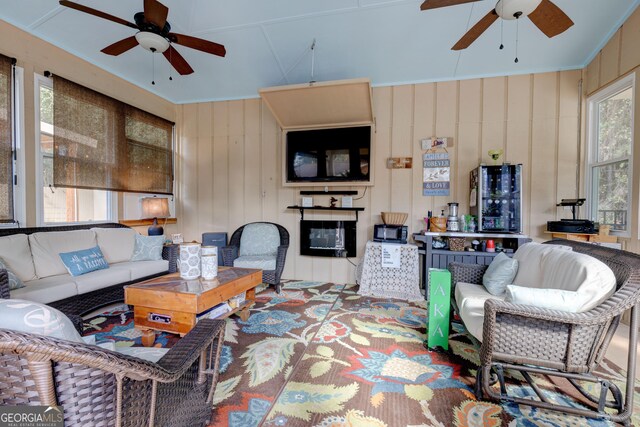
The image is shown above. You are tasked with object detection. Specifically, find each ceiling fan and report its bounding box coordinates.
[58,0,226,75]
[420,0,574,51]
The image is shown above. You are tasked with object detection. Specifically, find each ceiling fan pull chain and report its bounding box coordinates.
[310,39,316,84]
[169,47,173,81]
[499,0,504,49]
[514,12,521,63]
[151,48,156,85]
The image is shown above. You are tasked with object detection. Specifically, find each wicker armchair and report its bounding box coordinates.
[220,222,289,293]
[0,319,225,427]
[448,240,640,426]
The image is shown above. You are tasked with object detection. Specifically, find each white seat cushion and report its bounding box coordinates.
[239,223,280,257]
[110,260,168,281]
[512,242,572,289]
[115,346,169,363]
[0,234,37,282]
[73,268,131,294]
[29,230,97,278]
[92,227,136,264]
[455,281,506,342]
[233,255,276,271]
[10,275,78,304]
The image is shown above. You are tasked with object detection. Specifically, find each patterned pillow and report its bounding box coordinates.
[0,299,83,342]
[131,234,164,261]
[59,246,109,277]
[0,257,25,290]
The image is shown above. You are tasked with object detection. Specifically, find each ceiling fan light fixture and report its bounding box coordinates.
[495,0,542,20]
[135,31,169,53]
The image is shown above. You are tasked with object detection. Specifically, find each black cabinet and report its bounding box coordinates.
[413,232,530,298]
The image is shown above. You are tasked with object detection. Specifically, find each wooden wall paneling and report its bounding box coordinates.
[370,87,393,228]
[227,101,245,232]
[434,81,457,212]
[505,75,532,235]
[481,77,507,165]
[620,9,640,75]
[390,85,414,231]
[600,31,622,87]
[530,73,559,240]
[586,53,601,96]
[260,105,279,220]
[196,103,214,234]
[179,103,200,241]
[212,102,229,233]
[412,83,435,231]
[457,79,482,216]
[556,71,581,219]
[244,99,262,224]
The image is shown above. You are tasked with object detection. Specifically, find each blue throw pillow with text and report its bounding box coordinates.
[59,246,109,277]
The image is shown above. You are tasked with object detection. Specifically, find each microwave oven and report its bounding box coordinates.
[373,224,408,244]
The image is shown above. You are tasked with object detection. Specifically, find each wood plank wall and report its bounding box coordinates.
[584,6,640,254]
[176,70,581,284]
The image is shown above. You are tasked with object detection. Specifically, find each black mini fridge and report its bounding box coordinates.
[470,164,522,233]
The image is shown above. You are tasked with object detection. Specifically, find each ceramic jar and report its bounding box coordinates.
[201,246,218,280]
[179,242,201,280]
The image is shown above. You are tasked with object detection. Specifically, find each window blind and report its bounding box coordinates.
[0,54,14,223]
[52,76,173,195]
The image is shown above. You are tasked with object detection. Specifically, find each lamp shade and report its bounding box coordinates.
[141,197,170,219]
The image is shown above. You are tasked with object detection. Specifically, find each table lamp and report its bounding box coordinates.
[141,197,170,236]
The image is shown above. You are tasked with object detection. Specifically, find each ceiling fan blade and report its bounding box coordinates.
[101,36,139,56]
[420,0,481,11]
[163,46,194,75]
[528,0,574,38]
[143,0,169,29]
[169,32,226,57]
[58,1,138,30]
[452,9,499,50]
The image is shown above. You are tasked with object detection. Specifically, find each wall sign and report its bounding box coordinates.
[423,152,450,196]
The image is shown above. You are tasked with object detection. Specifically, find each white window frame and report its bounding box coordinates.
[586,73,635,238]
[34,74,117,226]
[0,65,27,228]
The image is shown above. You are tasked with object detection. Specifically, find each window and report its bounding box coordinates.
[36,75,115,224]
[0,55,25,227]
[586,74,635,236]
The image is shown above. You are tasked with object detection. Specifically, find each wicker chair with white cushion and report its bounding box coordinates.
[448,240,640,426]
[220,222,289,293]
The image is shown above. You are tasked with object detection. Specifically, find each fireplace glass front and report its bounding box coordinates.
[300,220,356,258]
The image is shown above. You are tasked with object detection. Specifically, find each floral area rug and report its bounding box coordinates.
[83,281,640,427]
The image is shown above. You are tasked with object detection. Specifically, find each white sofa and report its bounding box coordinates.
[453,242,617,341]
[0,223,176,315]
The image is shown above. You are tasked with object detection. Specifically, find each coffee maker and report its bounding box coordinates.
[446,202,460,231]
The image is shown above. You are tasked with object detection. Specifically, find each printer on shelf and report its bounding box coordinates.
[547,198,599,234]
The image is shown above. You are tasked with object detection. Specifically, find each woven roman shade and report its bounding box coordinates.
[0,54,14,223]
[53,76,173,194]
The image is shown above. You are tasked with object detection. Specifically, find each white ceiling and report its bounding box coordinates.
[0,0,638,104]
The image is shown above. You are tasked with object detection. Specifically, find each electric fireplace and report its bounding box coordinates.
[300,220,357,258]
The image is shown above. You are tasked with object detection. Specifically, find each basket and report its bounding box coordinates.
[381,212,408,226]
[447,237,465,252]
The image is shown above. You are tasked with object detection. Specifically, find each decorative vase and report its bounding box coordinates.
[179,242,201,280]
[201,254,218,280]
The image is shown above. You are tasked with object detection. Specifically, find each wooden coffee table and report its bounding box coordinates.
[124,267,262,337]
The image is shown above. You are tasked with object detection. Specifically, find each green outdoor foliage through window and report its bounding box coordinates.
[590,84,633,232]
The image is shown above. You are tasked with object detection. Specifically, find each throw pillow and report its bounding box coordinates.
[131,234,164,261]
[0,299,84,342]
[59,246,109,277]
[505,285,585,313]
[482,252,518,296]
[0,257,25,290]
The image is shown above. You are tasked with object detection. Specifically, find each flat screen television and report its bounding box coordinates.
[285,125,371,184]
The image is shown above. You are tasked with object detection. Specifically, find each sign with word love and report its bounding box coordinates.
[427,268,451,350]
[423,152,450,196]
